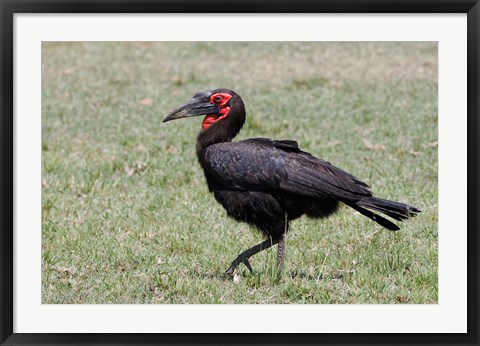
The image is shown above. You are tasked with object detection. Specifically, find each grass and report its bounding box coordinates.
[42,42,438,304]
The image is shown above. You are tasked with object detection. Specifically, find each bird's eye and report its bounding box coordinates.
[213,95,222,103]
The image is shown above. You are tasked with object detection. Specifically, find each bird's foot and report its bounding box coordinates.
[224,266,236,278]
[224,256,253,277]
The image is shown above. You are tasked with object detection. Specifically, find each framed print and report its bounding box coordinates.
[1,1,479,345]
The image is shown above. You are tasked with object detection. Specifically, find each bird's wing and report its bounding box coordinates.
[202,138,372,201]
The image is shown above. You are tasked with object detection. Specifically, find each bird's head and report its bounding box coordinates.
[163,88,244,131]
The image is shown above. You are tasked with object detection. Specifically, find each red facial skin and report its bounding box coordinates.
[202,93,232,130]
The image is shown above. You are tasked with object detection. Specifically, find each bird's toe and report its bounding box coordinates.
[224,266,236,278]
[241,258,253,273]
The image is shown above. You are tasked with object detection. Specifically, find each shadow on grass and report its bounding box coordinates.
[188,267,343,283]
[288,270,324,281]
[189,268,234,281]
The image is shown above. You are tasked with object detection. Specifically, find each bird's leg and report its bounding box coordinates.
[276,235,285,271]
[276,213,288,271]
[225,237,280,277]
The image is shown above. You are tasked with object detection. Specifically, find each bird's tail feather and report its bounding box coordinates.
[346,203,400,231]
[357,197,421,221]
[346,197,420,231]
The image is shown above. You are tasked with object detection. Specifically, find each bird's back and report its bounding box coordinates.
[199,138,372,201]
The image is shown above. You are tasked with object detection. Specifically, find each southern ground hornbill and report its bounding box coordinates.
[163,88,420,276]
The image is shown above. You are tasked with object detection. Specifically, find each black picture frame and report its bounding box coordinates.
[1,1,478,345]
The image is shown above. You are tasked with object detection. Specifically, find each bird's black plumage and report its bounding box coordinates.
[164,88,421,276]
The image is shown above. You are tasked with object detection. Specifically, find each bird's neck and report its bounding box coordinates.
[195,126,234,176]
[196,124,233,153]
[195,107,245,155]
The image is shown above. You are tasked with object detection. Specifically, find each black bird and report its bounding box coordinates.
[163,89,420,276]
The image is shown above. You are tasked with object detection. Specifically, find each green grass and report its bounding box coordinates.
[42,42,438,304]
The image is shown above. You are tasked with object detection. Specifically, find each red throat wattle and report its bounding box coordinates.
[202,107,230,129]
[202,92,232,130]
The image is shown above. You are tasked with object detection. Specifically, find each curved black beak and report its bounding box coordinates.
[163,92,219,123]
